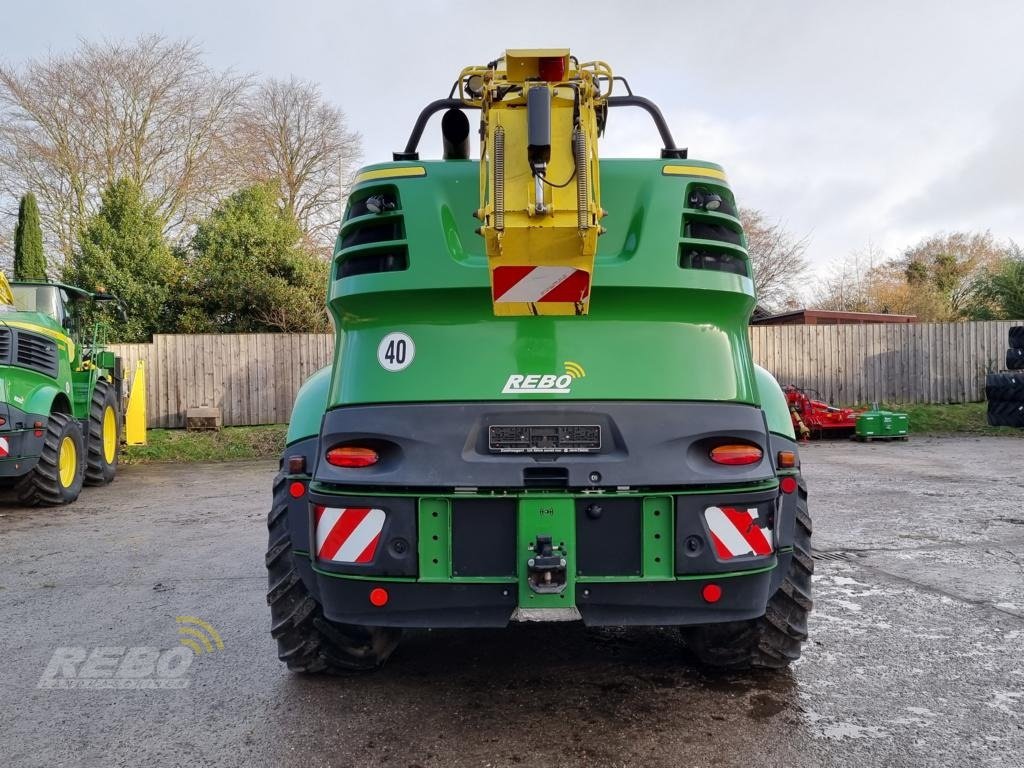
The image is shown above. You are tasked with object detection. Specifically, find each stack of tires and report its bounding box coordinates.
[986,326,1024,428]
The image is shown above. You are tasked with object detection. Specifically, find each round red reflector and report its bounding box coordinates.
[288,481,305,498]
[780,476,798,494]
[369,587,389,607]
[326,446,380,468]
[709,444,763,466]
[702,584,722,603]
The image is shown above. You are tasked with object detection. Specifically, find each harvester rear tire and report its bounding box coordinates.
[266,471,401,673]
[15,412,86,506]
[680,479,813,669]
[84,379,120,486]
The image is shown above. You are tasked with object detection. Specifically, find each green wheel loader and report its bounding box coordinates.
[0,276,126,505]
[268,50,812,672]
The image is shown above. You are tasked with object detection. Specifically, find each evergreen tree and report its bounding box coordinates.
[13,192,47,280]
[67,179,179,342]
[177,183,328,333]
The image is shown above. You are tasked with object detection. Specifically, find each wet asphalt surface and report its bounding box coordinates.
[1,436,1023,767]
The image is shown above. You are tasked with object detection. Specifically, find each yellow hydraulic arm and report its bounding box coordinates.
[461,50,611,316]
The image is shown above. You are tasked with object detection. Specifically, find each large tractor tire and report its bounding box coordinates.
[266,471,401,673]
[15,412,86,506]
[84,379,120,486]
[1009,325,1024,349]
[986,373,1024,402]
[681,479,813,669]
[987,400,1024,428]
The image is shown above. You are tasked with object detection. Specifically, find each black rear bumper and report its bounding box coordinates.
[298,555,785,629]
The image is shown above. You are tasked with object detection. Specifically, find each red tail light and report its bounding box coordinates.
[709,444,763,466]
[326,445,379,468]
[539,56,566,81]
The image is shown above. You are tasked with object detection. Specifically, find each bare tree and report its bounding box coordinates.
[809,244,884,312]
[740,208,810,311]
[232,77,361,249]
[0,36,248,265]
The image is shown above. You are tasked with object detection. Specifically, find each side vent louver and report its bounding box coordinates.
[336,186,409,280]
[14,331,59,377]
[0,328,11,364]
[680,183,749,279]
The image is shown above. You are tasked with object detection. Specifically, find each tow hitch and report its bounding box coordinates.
[527,535,567,594]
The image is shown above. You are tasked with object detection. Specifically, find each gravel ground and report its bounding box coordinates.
[1,435,1022,768]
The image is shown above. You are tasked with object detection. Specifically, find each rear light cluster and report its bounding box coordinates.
[708,444,763,466]
[326,445,379,468]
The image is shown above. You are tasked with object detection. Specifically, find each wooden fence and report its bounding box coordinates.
[748,320,1019,406]
[111,334,335,429]
[112,322,1020,428]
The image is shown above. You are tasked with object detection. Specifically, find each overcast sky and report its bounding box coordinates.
[3,0,1023,274]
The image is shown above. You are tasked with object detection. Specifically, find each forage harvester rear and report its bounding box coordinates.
[266,49,812,673]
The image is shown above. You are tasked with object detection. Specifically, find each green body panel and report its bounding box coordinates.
[856,409,909,438]
[754,365,796,439]
[417,498,454,582]
[0,312,77,416]
[286,366,332,444]
[327,159,759,407]
[640,496,675,580]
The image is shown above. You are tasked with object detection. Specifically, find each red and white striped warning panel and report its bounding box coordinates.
[492,266,591,304]
[315,506,386,564]
[0,437,8,458]
[704,505,773,559]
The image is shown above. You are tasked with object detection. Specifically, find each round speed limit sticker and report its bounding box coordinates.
[377,332,415,372]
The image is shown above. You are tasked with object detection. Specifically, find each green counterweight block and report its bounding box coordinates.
[855,409,909,441]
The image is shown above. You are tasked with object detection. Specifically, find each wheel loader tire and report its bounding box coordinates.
[680,479,813,669]
[84,379,120,486]
[985,372,1024,402]
[1009,326,1024,349]
[1007,348,1024,370]
[987,399,1024,428]
[266,471,401,673]
[15,412,86,506]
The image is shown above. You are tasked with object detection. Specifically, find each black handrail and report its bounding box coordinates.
[394,99,479,161]
[606,95,687,159]
[394,94,687,160]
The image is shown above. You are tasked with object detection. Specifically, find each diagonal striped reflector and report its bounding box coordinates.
[492,266,591,304]
[704,505,773,559]
[315,506,386,564]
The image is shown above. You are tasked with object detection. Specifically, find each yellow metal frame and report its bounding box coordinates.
[461,50,613,316]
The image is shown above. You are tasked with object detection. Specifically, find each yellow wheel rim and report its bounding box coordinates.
[58,436,77,489]
[102,406,117,464]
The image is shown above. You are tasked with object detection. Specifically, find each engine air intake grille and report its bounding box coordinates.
[15,331,59,377]
[0,328,11,363]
